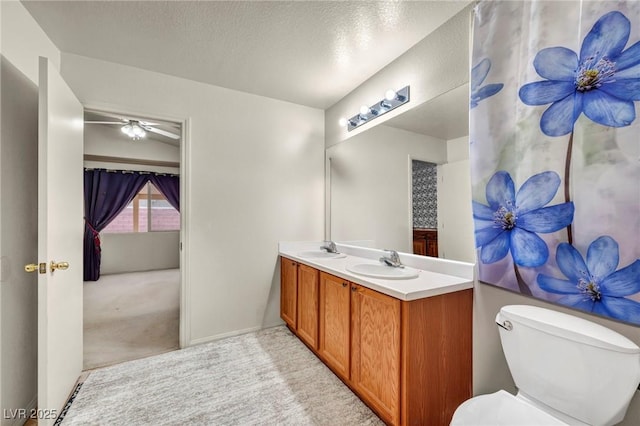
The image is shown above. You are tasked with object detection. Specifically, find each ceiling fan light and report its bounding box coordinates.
[121,122,146,140]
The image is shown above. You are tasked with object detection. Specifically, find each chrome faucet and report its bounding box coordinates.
[379,249,403,268]
[320,240,338,253]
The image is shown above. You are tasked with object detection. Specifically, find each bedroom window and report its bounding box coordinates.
[102,182,180,233]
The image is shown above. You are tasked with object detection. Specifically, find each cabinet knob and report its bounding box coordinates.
[342,282,348,288]
[291,261,296,266]
[351,286,357,292]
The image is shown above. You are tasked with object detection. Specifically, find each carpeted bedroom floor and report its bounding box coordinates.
[83,269,180,370]
[62,326,383,425]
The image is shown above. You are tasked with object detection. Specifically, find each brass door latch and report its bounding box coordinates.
[24,263,47,274]
[25,261,69,274]
[50,261,69,271]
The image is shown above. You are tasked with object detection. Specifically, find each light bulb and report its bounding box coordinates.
[338,117,348,127]
[385,89,397,101]
[132,126,145,137]
[359,105,370,115]
[121,124,132,135]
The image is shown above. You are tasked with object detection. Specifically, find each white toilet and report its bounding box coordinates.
[451,305,640,426]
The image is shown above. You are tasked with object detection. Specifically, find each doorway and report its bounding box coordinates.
[82,108,183,370]
[411,159,439,257]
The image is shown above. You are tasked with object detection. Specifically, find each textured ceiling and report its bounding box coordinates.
[22,1,470,109]
[385,84,469,140]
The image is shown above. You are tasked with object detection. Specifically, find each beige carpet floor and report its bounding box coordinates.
[83,269,180,370]
[62,326,383,425]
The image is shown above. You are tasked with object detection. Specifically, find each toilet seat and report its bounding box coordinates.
[450,390,568,426]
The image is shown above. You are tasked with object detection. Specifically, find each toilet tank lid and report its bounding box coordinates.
[498,305,639,354]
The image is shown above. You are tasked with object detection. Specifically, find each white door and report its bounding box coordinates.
[36,56,84,424]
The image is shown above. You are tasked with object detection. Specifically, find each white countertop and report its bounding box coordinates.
[279,241,475,301]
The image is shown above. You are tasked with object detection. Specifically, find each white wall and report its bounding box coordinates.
[446,134,470,163]
[60,53,325,344]
[328,124,446,253]
[325,4,473,147]
[100,232,179,275]
[0,1,60,422]
[84,123,180,173]
[84,124,180,274]
[0,1,60,85]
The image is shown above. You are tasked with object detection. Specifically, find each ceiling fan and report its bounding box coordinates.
[84,113,180,141]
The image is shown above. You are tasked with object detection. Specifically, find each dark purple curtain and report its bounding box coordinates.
[150,174,180,212]
[84,170,149,281]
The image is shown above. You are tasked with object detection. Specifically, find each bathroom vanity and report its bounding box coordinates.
[279,242,474,426]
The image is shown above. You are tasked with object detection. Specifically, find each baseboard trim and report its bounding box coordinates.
[7,395,38,426]
[188,325,273,347]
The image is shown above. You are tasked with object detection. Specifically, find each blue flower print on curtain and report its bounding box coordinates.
[519,11,640,137]
[538,236,640,322]
[473,171,574,267]
[471,1,640,325]
[470,58,504,108]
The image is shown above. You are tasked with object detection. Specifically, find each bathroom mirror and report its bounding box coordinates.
[327,84,477,263]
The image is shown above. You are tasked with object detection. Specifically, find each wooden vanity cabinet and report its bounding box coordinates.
[280,257,298,329]
[296,263,319,350]
[413,228,438,257]
[351,284,402,425]
[318,272,351,381]
[400,289,473,425]
[280,256,472,426]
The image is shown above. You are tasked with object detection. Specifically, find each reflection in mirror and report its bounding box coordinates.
[327,84,476,263]
[411,160,438,257]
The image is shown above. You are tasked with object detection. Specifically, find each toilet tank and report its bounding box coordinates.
[497,305,640,426]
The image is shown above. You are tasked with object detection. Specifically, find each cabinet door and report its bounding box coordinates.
[297,264,319,349]
[351,284,401,425]
[319,272,351,381]
[280,257,297,329]
[426,239,438,257]
[413,239,427,256]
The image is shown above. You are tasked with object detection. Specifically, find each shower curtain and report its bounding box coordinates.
[470,1,640,325]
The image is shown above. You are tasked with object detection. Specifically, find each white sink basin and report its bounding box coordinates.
[297,250,346,259]
[346,263,419,280]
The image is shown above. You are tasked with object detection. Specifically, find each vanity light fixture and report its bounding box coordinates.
[359,105,371,116]
[121,121,146,140]
[339,85,410,132]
